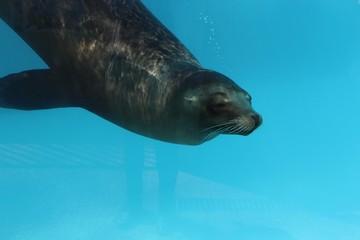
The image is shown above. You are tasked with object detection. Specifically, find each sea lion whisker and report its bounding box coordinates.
[201,132,217,144]
[231,125,246,134]
[201,125,232,143]
[208,126,228,137]
[224,126,235,134]
[221,126,234,134]
[201,122,234,132]
[228,126,241,134]
[231,126,243,134]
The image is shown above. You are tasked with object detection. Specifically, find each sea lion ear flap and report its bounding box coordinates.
[0,69,77,110]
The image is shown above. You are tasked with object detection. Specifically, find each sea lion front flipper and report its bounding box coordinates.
[0,69,77,110]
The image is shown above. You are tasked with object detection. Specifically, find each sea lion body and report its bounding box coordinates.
[0,0,262,145]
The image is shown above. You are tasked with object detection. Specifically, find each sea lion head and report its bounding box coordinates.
[177,70,262,144]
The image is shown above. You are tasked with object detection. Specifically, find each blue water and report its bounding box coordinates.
[1,0,360,239]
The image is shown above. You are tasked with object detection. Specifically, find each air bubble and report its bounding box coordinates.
[198,13,226,62]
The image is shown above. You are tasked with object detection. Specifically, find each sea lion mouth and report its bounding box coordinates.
[200,116,262,143]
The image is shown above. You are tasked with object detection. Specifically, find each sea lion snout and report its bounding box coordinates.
[251,113,262,128]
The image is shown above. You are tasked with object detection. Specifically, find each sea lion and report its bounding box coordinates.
[0,0,262,145]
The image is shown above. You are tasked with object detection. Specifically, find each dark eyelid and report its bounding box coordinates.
[211,92,227,97]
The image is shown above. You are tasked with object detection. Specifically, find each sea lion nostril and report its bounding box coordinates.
[251,114,262,127]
